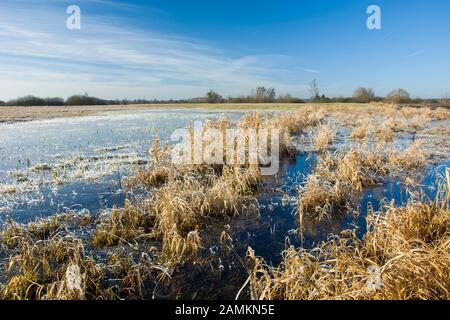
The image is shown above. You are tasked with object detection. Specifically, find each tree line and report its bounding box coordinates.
[202,83,447,105]
[1,85,448,107]
[0,94,192,107]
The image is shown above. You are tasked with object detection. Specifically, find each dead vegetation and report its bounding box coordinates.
[313,124,336,152]
[92,110,322,267]
[248,169,450,300]
[298,145,389,221]
[1,104,448,300]
[298,116,432,223]
[0,222,106,300]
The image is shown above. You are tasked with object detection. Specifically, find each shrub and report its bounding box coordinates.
[387,89,411,103]
[353,87,375,103]
[65,95,108,106]
[206,90,223,103]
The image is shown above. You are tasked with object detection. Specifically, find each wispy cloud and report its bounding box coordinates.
[0,2,307,100]
[407,50,424,57]
[301,68,323,74]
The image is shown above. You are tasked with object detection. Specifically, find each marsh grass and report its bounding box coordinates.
[0,185,17,194]
[298,134,430,223]
[298,145,389,221]
[113,110,325,265]
[1,105,447,300]
[374,122,395,144]
[249,174,450,300]
[106,249,167,298]
[388,142,427,172]
[1,229,105,300]
[350,124,370,141]
[92,200,154,247]
[313,124,336,152]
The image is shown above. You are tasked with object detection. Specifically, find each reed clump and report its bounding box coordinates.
[1,216,62,248]
[92,200,154,247]
[1,226,106,300]
[298,134,431,222]
[249,174,450,300]
[94,164,261,265]
[298,173,348,221]
[299,146,388,220]
[0,185,17,194]
[153,166,260,265]
[271,107,326,134]
[107,249,166,298]
[388,142,427,172]
[313,124,336,152]
[350,124,370,141]
[374,122,395,143]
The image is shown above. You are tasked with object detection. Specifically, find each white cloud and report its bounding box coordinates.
[0,2,309,100]
[301,68,323,74]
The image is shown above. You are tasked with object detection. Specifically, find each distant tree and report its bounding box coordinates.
[386,89,411,103]
[65,94,108,106]
[9,95,46,106]
[206,90,223,103]
[255,86,267,103]
[44,97,65,106]
[353,87,375,102]
[308,79,320,101]
[255,86,276,102]
[0,100,5,106]
[266,88,276,101]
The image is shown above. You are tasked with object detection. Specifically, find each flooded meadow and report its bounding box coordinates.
[0,104,448,300]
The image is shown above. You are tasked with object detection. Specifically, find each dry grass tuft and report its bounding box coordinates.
[92,200,154,247]
[0,185,17,194]
[388,142,427,172]
[95,164,261,265]
[374,122,395,144]
[299,146,388,221]
[350,124,370,141]
[1,228,106,300]
[313,124,336,152]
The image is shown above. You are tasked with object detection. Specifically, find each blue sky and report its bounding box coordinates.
[0,0,449,100]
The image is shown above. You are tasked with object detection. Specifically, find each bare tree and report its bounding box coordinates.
[256,86,266,103]
[353,87,375,102]
[266,88,276,101]
[255,86,276,102]
[308,79,320,101]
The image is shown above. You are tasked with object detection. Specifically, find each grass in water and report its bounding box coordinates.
[248,169,449,300]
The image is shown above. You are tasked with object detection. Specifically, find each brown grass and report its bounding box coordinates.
[388,142,427,172]
[249,172,450,300]
[1,105,447,300]
[313,124,336,152]
[1,229,106,300]
[350,124,370,141]
[298,145,389,221]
